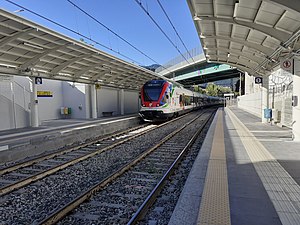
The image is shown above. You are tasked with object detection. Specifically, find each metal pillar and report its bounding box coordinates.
[30,77,39,127]
[261,75,269,123]
[293,59,300,141]
[91,84,97,119]
[119,89,125,115]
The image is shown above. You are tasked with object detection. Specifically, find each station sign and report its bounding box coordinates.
[37,91,53,97]
[280,58,293,74]
[255,77,263,84]
[35,77,43,84]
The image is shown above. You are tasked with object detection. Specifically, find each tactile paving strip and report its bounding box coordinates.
[197,110,231,225]
[226,107,300,225]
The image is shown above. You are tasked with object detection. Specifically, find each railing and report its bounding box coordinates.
[155,46,204,74]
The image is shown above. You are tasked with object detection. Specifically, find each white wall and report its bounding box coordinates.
[124,90,139,114]
[0,75,141,130]
[37,79,63,122]
[97,87,118,117]
[0,76,31,130]
[62,82,87,119]
[244,72,262,95]
[293,59,300,141]
[237,92,262,117]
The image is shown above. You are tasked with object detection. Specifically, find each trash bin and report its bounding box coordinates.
[264,108,272,119]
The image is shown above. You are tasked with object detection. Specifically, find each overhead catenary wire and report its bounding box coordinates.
[4,0,142,65]
[156,0,195,64]
[134,0,191,65]
[5,0,173,71]
[66,0,171,72]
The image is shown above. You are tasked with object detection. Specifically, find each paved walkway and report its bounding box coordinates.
[169,107,300,225]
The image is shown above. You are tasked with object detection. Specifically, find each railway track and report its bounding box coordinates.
[0,112,195,195]
[46,110,215,224]
[0,108,216,224]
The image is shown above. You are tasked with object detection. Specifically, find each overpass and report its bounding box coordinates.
[155,46,242,86]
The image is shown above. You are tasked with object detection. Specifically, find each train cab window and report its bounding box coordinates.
[166,94,169,99]
[143,80,165,101]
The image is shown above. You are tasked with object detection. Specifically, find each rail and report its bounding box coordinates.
[38,110,211,225]
[127,111,215,224]
[0,111,192,195]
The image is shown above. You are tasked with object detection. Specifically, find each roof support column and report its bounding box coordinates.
[30,77,39,127]
[91,84,97,119]
[261,75,269,123]
[85,84,91,119]
[119,89,125,115]
[293,59,300,141]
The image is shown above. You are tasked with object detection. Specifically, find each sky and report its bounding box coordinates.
[1,0,202,67]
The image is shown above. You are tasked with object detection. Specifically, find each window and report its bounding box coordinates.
[143,80,165,101]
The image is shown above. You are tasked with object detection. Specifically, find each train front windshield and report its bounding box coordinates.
[143,81,166,101]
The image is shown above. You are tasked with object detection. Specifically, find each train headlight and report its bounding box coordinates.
[156,103,160,107]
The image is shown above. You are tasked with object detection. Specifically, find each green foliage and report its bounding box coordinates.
[205,83,232,97]
[192,85,206,94]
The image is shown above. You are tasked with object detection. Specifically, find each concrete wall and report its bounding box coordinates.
[238,68,294,127]
[62,82,87,119]
[292,59,300,141]
[97,87,119,117]
[244,72,262,95]
[0,81,14,130]
[237,92,262,117]
[0,75,141,130]
[0,77,31,130]
[37,79,63,122]
[124,90,139,114]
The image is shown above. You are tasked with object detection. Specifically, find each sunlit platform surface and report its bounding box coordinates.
[169,107,300,225]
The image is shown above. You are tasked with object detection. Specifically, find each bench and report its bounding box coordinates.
[102,111,113,117]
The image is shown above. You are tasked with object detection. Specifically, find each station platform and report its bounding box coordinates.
[0,114,140,163]
[169,107,300,225]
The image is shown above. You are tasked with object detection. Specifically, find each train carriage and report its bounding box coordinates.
[139,79,223,121]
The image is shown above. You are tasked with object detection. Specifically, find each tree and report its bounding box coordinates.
[206,83,218,96]
[205,83,232,97]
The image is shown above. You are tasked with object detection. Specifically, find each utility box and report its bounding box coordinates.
[60,107,72,115]
[264,108,272,119]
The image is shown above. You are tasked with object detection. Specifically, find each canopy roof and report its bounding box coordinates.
[187,0,300,76]
[0,9,163,90]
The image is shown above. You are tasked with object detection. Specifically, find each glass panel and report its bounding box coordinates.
[143,80,165,101]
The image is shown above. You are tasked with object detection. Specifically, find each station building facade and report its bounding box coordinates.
[0,76,140,131]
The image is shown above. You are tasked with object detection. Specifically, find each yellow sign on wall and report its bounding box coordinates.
[37,91,53,97]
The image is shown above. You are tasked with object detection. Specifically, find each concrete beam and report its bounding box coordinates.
[21,45,63,69]
[200,16,291,42]
[51,54,91,74]
[203,35,274,56]
[265,0,300,15]
[207,47,263,65]
[0,28,33,48]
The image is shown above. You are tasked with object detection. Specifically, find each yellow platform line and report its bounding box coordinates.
[226,107,300,225]
[197,110,231,225]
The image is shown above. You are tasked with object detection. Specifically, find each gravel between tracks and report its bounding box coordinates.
[0,111,207,224]
[56,110,214,224]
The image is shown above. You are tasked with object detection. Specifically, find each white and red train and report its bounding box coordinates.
[139,79,223,121]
